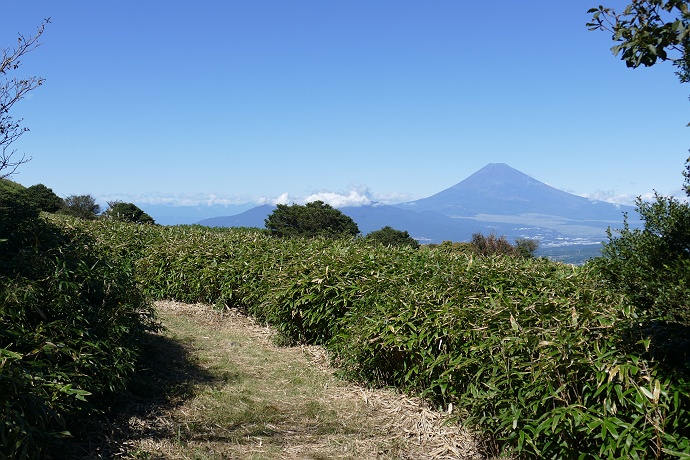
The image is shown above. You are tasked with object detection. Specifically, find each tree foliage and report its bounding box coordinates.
[60,194,101,220]
[1,20,48,178]
[365,226,420,249]
[23,183,64,213]
[471,232,515,256]
[588,0,690,328]
[0,187,40,249]
[594,193,690,325]
[103,201,155,225]
[587,1,690,85]
[469,232,539,258]
[264,201,360,238]
[515,237,540,258]
[0,177,25,195]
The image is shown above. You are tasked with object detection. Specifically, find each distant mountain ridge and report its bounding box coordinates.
[397,163,629,220]
[196,204,275,228]
[138,203,255,226]
[196,163,639,249]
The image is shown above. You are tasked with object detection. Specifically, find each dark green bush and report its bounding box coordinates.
[103,201,156,224]
[331,255,690,458]
[431,234,538,258]
[22,184,64,213]
[365,225,420,249]
[593,193,690,325]
[0,188,41,251]
[1,198,158,458]
[265,201,360,238]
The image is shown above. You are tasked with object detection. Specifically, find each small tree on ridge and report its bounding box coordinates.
[60,194,101,220]
[366,226,420,249]
[103,201,155,224]
[265,201,360,238]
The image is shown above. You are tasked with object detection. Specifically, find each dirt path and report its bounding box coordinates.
[106,301,483,459]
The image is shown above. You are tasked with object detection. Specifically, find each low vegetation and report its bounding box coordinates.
[0,194,159,458]
[430,233,539,258]
[19,188,677,459]
[365,225,420,249]
[3,179,690,458]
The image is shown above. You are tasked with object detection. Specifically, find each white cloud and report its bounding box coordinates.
[581,190,638,206]
[256,193,293,206]
[667,189,690,203]
[302,186,418,207]
[582,189,689,206]
[97,185,419,209]
[303,189,372,207]
[260,189,373,208]
[258,187,373,208]
[96,192,257,207]
[273,192,291,205]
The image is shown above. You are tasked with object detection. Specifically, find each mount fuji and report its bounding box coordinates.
[196,163,640,259]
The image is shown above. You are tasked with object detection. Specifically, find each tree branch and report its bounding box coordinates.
[0,18,49,178]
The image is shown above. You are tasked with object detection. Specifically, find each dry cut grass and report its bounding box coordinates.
[100,300,483,459]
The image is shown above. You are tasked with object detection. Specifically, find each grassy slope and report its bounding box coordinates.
[84,301,481,460]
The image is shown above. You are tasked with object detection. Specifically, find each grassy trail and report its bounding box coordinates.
[99,301,481,459]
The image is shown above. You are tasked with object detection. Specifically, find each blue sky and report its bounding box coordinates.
[3,1,689,210]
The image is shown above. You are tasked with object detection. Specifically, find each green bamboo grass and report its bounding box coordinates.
[59,221,690,458]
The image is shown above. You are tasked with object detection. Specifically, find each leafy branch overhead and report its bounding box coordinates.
[0,19,49,178]
[587,1,690,83]
[589,1,690,189]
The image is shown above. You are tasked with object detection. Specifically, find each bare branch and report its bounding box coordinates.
[0,18,49,178]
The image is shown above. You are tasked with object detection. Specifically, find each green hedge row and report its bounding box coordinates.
[0,201,159,458]
[72,222,690,458]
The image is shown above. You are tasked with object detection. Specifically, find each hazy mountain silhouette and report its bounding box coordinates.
[196,204,275,228]
[396,163,634,221]
[139,203,255,226]
[196,163,639,249]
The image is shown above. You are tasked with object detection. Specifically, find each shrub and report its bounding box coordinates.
[0,177,26,194]
[1,197,158,458]
[23,183,64,213]
[365,226,420,249]
[103,201,156,224]
[431,240,475,254]
[0,188,40,251]
[253,238,402,344]
[331,255,690,458]
[135,225,273,309]
[470,232,538,258]
[515,237,539,257]
[593,193,690,325]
